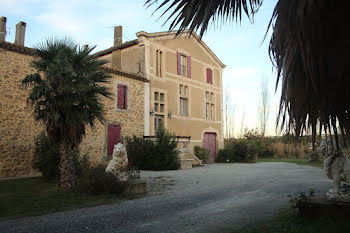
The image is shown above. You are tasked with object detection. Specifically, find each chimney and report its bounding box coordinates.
[0,16,6,42]
[15,21,26,46]
[112,26,123,70]
[114,26,122,47]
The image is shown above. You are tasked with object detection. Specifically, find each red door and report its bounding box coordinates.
[203,133,217,163]
[107,125,121,156]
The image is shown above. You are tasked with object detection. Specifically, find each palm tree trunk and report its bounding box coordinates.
[59,143,76,188]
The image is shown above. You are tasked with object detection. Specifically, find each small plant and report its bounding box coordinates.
[194,145,209,162]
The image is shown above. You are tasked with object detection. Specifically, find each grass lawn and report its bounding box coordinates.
[257,158,323,168]
[234,207,349,233]
[0,177,129,219]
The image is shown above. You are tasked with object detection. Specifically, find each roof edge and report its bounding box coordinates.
[0,41,35,56]
[92,39,138,58]
[102,66,148,83]
[136,30,226,68]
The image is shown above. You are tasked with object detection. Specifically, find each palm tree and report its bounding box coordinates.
[22,39,112,188]
[145,0,350,148]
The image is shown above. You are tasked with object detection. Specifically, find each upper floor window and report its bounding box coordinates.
[206,68,213,84]
[205,91,215,120]
[117,84,128,109]
[180,84,189,116]
[156,49,163,77]
[177,52,191,78]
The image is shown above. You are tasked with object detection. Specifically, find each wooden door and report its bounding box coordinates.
[204,133,217,163]
[107,125,121,156]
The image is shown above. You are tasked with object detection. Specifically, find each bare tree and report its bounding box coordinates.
[224,87,235,139]
[239,110,246,138]
[258,76,270,136]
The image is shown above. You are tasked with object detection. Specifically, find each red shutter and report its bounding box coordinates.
[187,56,191,78]
[117,84,125,109]
[107,125,121,155]
[177,52,181,75]
[206,68,213,84]
[124,86,128,109]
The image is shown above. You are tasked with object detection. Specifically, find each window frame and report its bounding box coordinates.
[205,91,215,120]
[179,84,189,116]
[156,49,163,77]
[116,84,128,110]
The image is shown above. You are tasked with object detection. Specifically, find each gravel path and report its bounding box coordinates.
[0,163,331,233]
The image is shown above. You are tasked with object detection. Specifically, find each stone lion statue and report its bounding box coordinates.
[317,139,350,197]
[106,143,129,181]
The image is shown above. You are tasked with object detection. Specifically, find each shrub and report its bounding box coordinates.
[32,131,90,179]
[32,132,60,179]
[216,140,255,163]
[75,165,127,195]
[193,145,209,162]
[126,126,180,170]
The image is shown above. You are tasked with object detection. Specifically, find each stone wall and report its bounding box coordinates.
[0,48,42,177]
[80,73,145,162]
[0,44,146,177]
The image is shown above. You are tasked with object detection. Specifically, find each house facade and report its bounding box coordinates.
[0,17,225,177]
[0,18,147,177]
[96,28,225,163]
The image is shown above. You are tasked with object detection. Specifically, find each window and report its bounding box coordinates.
[154,91,165,114]
[205,91,215,120]
[206,68,213,84]
[180,85,189,116]
[177,52,191,78]
[154,91,165,133]
[156,49,163,77]
[117,84,128,109]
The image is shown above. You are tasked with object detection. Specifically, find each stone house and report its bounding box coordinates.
[0,17,225,177]
[95,27,225,164]
[0,18,147,177]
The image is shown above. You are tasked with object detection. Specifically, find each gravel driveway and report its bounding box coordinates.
[0,162,331,233]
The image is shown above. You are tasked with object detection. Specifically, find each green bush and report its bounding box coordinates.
[193,145,209,162]
[216,140,255,163]
[126,126,180,170]
[74,165,126,195]
[32,132,60,179]
[32,131,90,179]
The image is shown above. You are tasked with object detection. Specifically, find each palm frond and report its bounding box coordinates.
[22,38,112,146]
[269,0,350,146]
[145,0,262,37]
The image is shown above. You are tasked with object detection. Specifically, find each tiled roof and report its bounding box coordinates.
[0,41,147,82]
[92,39,138,58]
[0,41,34,55]
[101,66,148,82]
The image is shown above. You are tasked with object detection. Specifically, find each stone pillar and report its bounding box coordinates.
[0,16,6,42]
[114,26,122,47]
[14,21,26,46]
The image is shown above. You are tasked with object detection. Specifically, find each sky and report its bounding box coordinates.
[1,0,280,137]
